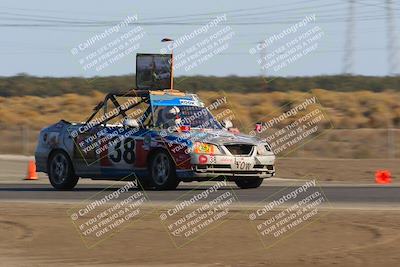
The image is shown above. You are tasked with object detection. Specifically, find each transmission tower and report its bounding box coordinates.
[386,0,399,76]
[343,0,355,75]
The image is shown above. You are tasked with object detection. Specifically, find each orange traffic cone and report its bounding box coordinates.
[375,170,391,184]
[25,160,38,180]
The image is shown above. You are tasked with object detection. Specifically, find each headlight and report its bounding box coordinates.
[265,143,272,152]
[193,142,222,155]
[257,143,272,155]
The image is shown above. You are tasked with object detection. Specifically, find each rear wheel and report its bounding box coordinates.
[148,150,179,190]
[235,177,263,189]
[48,150,79,190]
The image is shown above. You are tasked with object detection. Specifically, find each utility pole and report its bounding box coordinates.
[386,0,399,75]
[386,0,398,157]
[258,41,268,90]
[259,41,266,77]
[343,0,355,75]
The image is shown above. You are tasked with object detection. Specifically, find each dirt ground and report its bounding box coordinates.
[276,158,400,182]
[0,202,399,267]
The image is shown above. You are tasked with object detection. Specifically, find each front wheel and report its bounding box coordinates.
[48,150,79,190]
[235,178,263,189]
[148,150,179,190]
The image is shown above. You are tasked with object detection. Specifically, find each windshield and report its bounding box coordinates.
[153,105,222,130]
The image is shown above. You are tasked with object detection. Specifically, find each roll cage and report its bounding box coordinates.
[85,89,186,128]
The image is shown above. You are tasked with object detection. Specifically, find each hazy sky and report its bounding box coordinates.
[0,0,399,77]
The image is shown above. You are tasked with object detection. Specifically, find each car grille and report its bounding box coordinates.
[196,164,230,169]
[254,165,274,170]
[224,144,254,155]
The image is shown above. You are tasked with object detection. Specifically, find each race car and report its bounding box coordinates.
[35,89,275,190]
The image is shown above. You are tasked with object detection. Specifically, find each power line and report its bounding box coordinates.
[0,13,395,28]
[0,0,323,26]
[0,0,397,28]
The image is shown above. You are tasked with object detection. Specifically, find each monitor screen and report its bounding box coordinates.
[136,53,172,90]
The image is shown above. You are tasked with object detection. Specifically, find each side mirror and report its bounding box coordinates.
[221,119,233,129]
[123,118,140,128]
[255,122,262,133]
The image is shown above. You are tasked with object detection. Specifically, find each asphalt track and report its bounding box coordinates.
[0,156,398,207]
[0,182,398,206]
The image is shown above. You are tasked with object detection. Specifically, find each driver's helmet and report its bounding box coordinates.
[157,106,181,127]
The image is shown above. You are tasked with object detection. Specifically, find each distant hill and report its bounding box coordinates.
[0,74,399,96]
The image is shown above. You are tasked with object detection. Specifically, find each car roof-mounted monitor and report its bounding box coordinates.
[136,53,172,90]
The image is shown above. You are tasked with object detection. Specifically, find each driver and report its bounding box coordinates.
[156,106,182,129]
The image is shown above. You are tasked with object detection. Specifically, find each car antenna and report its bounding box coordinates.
[161,38,174,91]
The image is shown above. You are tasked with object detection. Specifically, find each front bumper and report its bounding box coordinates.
[176,168,275,182]
[177,153,275,181]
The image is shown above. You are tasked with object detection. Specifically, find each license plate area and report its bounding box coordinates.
[233,157,254,170]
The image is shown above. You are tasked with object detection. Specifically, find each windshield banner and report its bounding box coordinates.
[150,95,203,107]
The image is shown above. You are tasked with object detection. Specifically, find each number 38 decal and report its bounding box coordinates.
[109,137,135,164]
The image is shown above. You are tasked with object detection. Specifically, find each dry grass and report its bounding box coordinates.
[197,89,400,128]
[0,90,399,157]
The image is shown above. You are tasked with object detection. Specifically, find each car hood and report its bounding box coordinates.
[170,128,262,146]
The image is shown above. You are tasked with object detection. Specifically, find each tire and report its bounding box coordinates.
[48,150,79,190]
[235,177,263,189]
[148,150,179,190]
